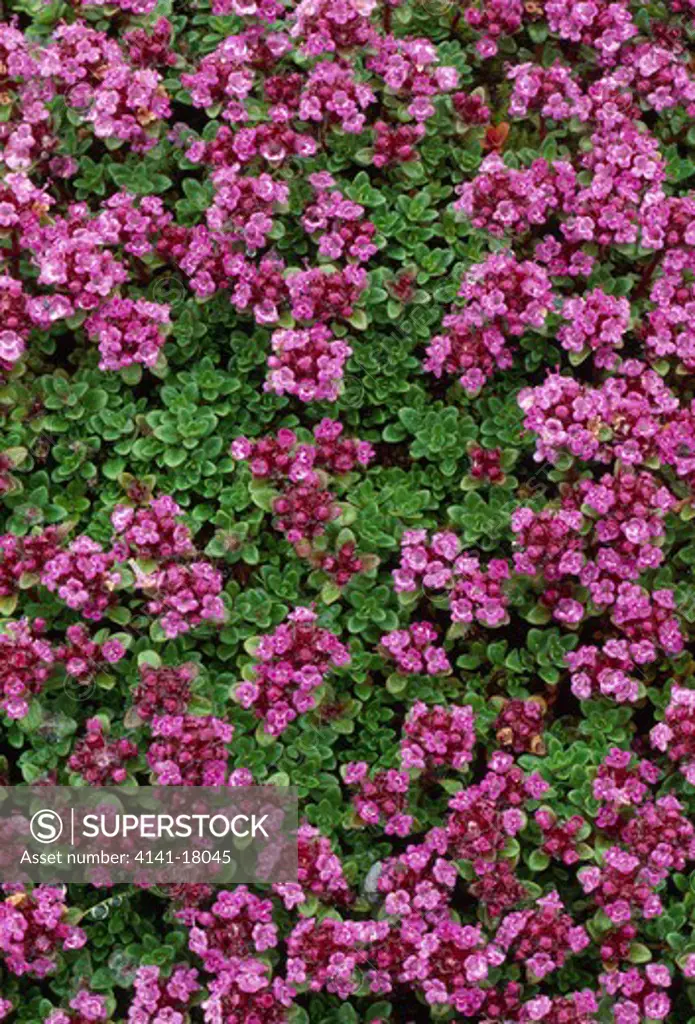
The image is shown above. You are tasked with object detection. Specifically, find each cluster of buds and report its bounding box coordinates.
[372,121,425,167]
[495,698,546,754]
[68,718,138,785]
[312,542,365,587]
[131,662,197,720]
[535,809,587,865]
[468,445,505,484]
[469,859,529,919]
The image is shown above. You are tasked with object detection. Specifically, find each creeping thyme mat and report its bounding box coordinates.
[2,0,695,1019]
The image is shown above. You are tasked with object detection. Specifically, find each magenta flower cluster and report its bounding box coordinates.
[235,606,350,735]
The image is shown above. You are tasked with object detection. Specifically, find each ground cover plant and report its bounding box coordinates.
[2,0,695,1019]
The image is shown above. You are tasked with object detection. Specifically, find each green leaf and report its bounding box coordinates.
[628,943,652,964]
[528,850,550,872]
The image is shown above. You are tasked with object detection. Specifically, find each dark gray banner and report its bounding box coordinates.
[0,786,297,885]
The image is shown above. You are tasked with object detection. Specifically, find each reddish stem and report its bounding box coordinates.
[634,254,661,300]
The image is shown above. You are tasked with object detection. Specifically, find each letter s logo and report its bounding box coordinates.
[30,809,64,844]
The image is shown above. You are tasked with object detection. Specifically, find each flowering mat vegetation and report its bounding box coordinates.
[4,0,695,1019]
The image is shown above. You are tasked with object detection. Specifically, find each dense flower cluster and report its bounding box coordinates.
[0,528,63,600]
[111,495,194,561]
[0,887,86,978]
[126,964,200,1022]
[57,623,127,682]
[264,326,352,403]
[0,618,55,720]
[137,562,226,639]
[495,698,546,754]
[600,965,672,1023]
[45,990,109,1024]
[495,891,590,980]
[379,621,451,675]
[424,252,553,393]
[651,685,695,783]
[84,298,170,372]
[147,714,234,784]
[400,701,476,771]
[518,362,682,467]
[593,747,660,829]
[454,154,577,239]
[286,917,388,998]
[446,754,549,868]
[274,822,352,908]
[393,529,510,627]
[201,963,295,1023]
[236,606,350,735]
[344,760,412,835]
[286,265,368,323]
[41,537,121,621]
[232,420,373,563]
[535,809,586,866]
[302,172,378,262]
[557,287,631,369]
[178,887,277,972]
